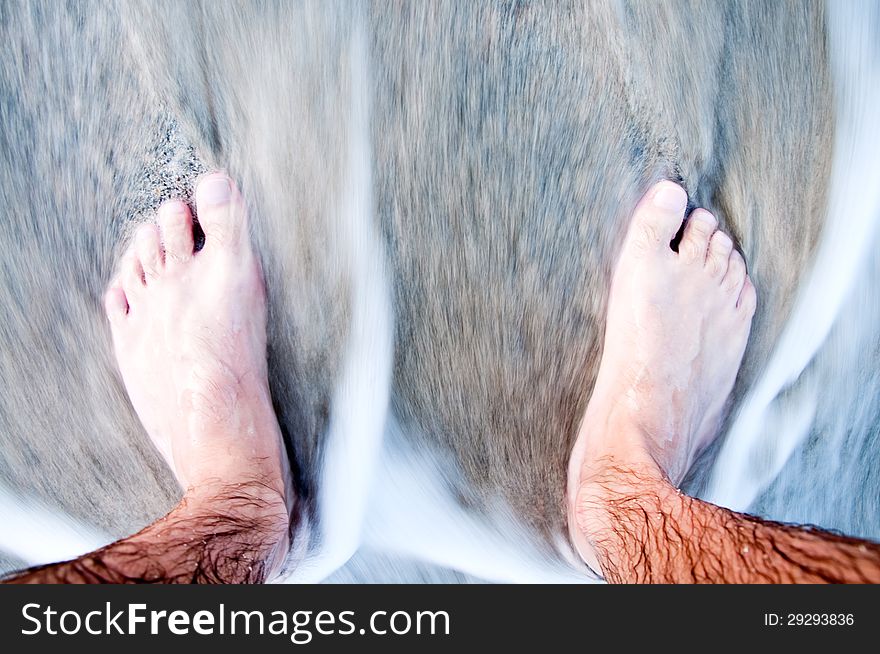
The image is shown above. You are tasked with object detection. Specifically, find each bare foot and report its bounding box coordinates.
[567,180,756,571]
[105,173,290,552]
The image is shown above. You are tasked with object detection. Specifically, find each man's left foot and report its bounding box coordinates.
[105,172,290,559]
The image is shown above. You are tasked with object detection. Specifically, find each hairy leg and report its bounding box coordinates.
[568,181,880,583]
[7,482,288,583]
[581,462,880,583]
[6,173,292,584]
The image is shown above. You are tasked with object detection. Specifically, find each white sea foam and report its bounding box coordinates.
[705,0,880,511]
[281,20,394,582]
[0,482,109,567]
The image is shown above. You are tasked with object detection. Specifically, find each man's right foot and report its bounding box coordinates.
[567,180,756,570]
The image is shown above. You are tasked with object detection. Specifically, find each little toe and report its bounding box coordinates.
[159,200,194,267]
[706,230,734,279]
[679,209,717,264]
[738,275,757,316]
[135,223,163,283]
[194,172,246,251]
[722,250,747,299]
[627,181,689,254]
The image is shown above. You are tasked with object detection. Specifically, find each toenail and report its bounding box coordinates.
[652,183,687,213]
[689,214,715,235]
[714,232,733,249]
[198,176,231,206]
[160,199,187,215]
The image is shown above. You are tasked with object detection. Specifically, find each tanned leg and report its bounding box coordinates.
[568,180,880,583]
[6,173,292,583]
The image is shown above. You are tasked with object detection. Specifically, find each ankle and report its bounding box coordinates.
[182,477,290,575]
[185,475,288,518]
[568,407,668,571]
[571,453,671,574]
[575,402,663,479]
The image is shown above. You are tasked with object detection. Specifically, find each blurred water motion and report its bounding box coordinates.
[0,0,877,582]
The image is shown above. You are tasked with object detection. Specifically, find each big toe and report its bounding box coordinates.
[627,181,688,254]
[195,172,246,251]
